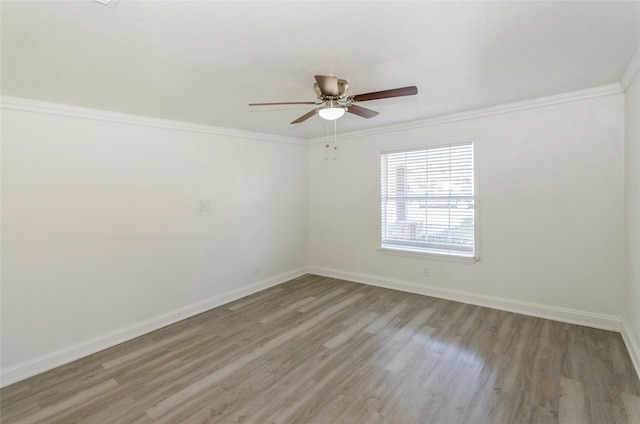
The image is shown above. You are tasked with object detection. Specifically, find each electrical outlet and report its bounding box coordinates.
[423,267,431,277]
[253,266,260,275]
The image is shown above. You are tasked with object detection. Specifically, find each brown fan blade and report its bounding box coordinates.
[315,75,339,97]
[352,86,418,102]
[291,108,318,124]
[347,104,379,119]
[249,101,317,106]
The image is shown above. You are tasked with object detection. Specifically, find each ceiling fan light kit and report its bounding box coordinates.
[249,75,418,124]
[318,102,346,121]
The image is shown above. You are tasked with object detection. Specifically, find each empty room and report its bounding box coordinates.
[1,1,640,423]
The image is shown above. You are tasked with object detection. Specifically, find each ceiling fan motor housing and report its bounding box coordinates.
[314,79,349,101]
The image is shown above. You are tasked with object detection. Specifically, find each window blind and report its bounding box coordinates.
[381,142,475,257]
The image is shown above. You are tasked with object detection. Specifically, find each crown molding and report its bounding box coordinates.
[308,83,624,144]
[0,96,307,145]
[621,48,640,92]
[2,81,624,146]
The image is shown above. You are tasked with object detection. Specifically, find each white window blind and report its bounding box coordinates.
[381,142,475,258]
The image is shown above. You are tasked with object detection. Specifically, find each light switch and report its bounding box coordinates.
[200,199,210,212]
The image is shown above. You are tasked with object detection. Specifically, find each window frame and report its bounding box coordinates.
[378,141,479,263]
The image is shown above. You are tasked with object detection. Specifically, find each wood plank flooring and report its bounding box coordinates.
[2,274,639,423]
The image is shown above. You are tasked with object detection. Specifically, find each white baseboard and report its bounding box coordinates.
[621,319,640,380]
[3,267,631,388]
[308,266,622,332]
[0,268,307,388]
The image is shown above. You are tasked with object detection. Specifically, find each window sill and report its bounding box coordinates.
[378,247,479,264]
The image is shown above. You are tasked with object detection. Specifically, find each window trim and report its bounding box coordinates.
[378,140,480,263]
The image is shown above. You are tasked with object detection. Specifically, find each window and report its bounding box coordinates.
[380,142,476,259]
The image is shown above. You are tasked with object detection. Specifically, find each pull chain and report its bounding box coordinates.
[333,119,338,160]
[325,120,330,161]
[324,119,338,161]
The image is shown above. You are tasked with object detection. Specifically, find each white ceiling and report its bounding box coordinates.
[2,1,639,139]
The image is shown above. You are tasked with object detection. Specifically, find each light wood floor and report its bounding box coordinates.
[2,274,639,423]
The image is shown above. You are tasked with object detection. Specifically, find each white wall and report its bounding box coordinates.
[0,104,308,382]
[309,94,626,325]
[1,89,632,386]
[625,67,640,372]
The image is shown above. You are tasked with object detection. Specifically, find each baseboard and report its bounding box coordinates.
[3,266,627,388]
[621,319,640,381]
[308,266,622,332]
[0,267,307,388]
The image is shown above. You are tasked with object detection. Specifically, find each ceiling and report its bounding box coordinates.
[2,1,639,140]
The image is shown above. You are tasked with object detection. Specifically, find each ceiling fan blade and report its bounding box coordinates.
[347,104,379,119]
[352,86,418,102]
[249,101,317,106]
[315,75,339,97]
[291,108,318,124]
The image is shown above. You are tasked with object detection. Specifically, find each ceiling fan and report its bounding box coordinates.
[249,75,418,124]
